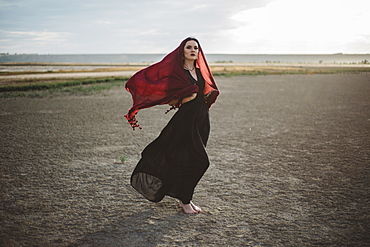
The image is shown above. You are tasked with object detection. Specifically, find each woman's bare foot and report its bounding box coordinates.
[179,201,198,214]
[190,201,202,213]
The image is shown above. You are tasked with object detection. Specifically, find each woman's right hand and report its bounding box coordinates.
[168,98,179,106]
[168,93,196,106]
[181,93,197,104]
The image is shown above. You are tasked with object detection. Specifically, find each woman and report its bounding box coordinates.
[125,37,219,214]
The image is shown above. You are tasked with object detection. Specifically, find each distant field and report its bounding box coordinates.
[1,62,369,88]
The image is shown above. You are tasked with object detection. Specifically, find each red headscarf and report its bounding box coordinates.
[124,37,219,130]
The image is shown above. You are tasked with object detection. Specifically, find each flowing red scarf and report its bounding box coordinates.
[124,37,219,130]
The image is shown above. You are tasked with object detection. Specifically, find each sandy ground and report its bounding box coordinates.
[1,73,370,246]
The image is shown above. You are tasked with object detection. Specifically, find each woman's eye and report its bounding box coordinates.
[185,45,198,50]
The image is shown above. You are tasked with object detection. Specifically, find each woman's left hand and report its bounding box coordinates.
[204,91,212,101]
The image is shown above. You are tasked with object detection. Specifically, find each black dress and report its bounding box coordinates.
[131,68,210,204]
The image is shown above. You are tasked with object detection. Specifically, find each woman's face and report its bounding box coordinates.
[183,40,199,61]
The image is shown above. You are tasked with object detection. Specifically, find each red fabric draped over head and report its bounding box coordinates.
[124,37,219,130]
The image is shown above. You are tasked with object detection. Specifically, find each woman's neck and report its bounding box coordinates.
[183,60,195,70]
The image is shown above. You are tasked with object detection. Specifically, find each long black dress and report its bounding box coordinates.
[131,68,210,204]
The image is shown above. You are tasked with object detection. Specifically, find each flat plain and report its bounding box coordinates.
[1,70,369,246]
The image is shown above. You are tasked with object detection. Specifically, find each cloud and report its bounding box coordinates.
[0,0,368,54]
[0,30,72,53]
[0,0,275,53]
[5,30,69,40]
[226,0,370,53]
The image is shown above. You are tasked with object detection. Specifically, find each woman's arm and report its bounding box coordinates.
[168,93,197,106]
[182,93,197,104]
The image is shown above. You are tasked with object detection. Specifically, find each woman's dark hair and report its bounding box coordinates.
[182,37,200,47]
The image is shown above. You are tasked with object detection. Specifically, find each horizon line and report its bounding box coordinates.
[2,52,370,56]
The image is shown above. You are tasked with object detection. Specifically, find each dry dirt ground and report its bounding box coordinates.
[1,73,370,246]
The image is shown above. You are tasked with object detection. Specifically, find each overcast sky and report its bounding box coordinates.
[0,0,369,54]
